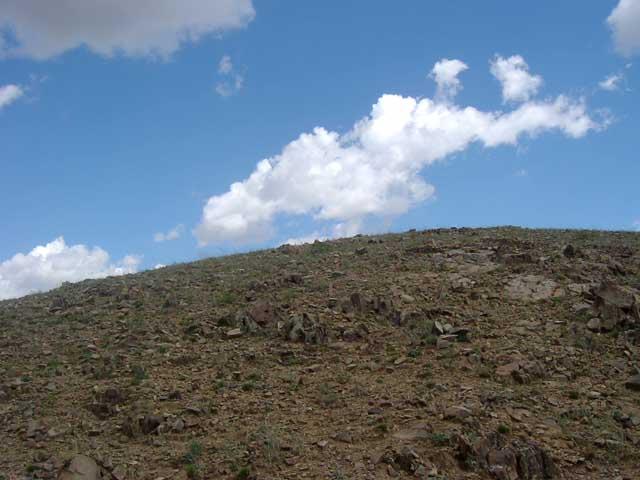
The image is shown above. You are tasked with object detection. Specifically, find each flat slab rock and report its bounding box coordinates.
[505,275,564,301]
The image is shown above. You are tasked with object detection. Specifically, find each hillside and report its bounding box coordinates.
[1,227,639,480]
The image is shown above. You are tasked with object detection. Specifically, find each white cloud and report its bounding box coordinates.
[514,168,528,177]
[490,55,543,103]
[0,237,140,300]
[153,264,167,270]
[282,220,364,246]
[194,56,600,246]
[215,54,244,97]
[218,55,233,74]
[599,73,624,91]
[0,84,23,109]
[430,59,468,101]
[607,0,640,57]
[153,224,184,242]
[283,233,328,246]
[0,0,255,60]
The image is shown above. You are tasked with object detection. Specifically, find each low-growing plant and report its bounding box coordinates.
[131,364,148,384]
[497,424,510,434]
[235,467,252,480]
[317,383,338,407]
[216,291,237,306]
[183,440,204,479]
[430,432,450,446]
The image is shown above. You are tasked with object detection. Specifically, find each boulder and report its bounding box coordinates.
[282,313,328,344]
[58,455,103,480]
[457,433,558,479]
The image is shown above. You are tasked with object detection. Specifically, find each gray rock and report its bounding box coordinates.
[625,374,640,392]
[444,405,472,420]
[58,455,103,480]
[586,318,601,332]
[283,313,328,344]
[505,275,563,302]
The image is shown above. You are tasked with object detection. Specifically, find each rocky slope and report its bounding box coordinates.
[1,227,639,480]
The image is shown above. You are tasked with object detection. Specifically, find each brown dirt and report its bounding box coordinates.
[1,227,639,480]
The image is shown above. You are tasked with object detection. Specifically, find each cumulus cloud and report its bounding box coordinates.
[599,73,624,91]
[0,0,255,60]
[430,59,468,101]
[215,54,244,97]
[194,56,600,247]
[0,84,23,109]
[153,224,184,242]
[490,55,543,102]
[0,237,140,300]
[607,0,640,57]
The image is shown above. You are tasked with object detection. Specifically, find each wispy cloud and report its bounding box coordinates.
[154,224,184,243]
[194,55,602,246]
[599,73,624,91]
[215,54,244,97]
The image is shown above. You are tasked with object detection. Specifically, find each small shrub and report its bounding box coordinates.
[185,463,200,479]
[567,389,580,400]
[236,467,252,480]
[497,424,510,434]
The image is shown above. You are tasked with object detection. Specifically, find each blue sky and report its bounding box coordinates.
[0,0,639,299]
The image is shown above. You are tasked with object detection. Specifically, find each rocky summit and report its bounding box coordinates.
[1,227,640,480]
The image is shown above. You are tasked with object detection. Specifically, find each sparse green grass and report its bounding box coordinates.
[476,364,493,378]
[185,463,200,479]
[330,467,348,480]
[335,370,351,384]
[44,358,62,377]
[252,424,283,465]
[407,347,422,358]
[235,467,252,480]
[216,291,237,306]
[317,383,338,407]
[241,381,256,391]
[430,432,450,446]
[308,241,332,255]
[131,364,148,385]
[183,440,204,479]
[221,440,249,475]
